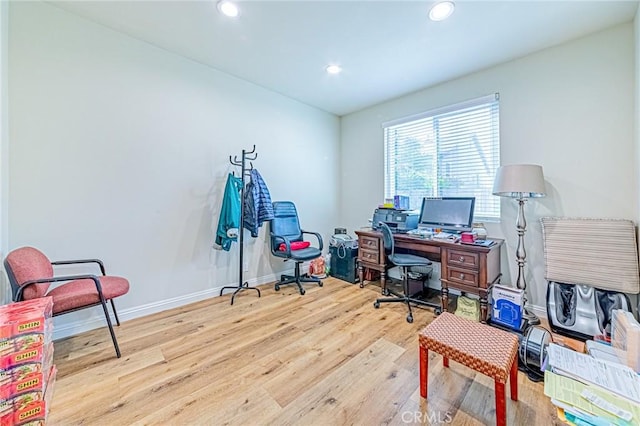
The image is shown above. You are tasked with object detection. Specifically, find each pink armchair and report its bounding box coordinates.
[4,246,130,358]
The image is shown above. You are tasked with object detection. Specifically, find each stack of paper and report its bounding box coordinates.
[611,309,640,373]
[544,343,640,425]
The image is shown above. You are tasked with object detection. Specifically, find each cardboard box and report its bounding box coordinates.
[0,365,56,426]
[0,298,55,426]
[0,343,53,372]
[491,285,523,330]
[393,195,410,210]
[0,373,46,402]
[0,329,52,357]
[0,298,53,341]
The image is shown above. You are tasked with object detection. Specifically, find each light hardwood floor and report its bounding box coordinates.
[48,278,561,425]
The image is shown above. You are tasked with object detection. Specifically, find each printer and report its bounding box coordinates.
[372,208,419,232]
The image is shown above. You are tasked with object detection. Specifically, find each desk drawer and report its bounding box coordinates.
[360,236,380,251]
[359,249,380,263]
[446,267,479,287]
[447,250,479,270]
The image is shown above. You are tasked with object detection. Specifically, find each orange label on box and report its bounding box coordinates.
[0,371,45,400]
[16,321,42,334]
[14,350,38,363]
[0,342,52,371]
[18,403,42,421]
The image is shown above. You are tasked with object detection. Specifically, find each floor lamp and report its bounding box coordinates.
[493,164,546,326]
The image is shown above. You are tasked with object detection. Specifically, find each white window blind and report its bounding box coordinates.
[383,94,500,221]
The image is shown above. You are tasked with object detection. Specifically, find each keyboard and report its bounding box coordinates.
[433,232,454,239]
[433,232,461,242]
[407,228,433,238]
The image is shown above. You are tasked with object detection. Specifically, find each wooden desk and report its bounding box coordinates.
[355,229,503,323]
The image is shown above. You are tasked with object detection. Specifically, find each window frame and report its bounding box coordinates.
[382,93,501,222]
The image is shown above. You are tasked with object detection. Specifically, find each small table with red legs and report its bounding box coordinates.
[418,312,519,426]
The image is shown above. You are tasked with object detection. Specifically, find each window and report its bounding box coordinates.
[383,94,500,221]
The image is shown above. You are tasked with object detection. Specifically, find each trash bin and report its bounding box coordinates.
[329,245,359,284]
[387,265,433,296]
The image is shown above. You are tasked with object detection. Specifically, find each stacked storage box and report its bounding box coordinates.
[0,297,56,426]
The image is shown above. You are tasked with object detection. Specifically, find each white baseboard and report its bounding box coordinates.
[55,266,541,341]
[52,272,281,341]
[529,303,548,322]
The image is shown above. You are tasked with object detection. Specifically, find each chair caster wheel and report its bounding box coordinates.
[382,289,390,296]
[406,314,414,323]
[373,301,380,309]
[318,281,323,287]
[300,289,306,295]
[434,308,442,315]
[359,283,364,288]
[275,284,280,291]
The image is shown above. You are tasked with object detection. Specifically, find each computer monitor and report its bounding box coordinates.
[418,197,476,233]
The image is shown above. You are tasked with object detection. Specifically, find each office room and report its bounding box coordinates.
[0,0,639,425]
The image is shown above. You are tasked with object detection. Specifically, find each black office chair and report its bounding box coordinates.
[269,201,324,295]
[373,222,439,323]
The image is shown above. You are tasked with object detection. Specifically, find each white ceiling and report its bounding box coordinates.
[50,0,639,116]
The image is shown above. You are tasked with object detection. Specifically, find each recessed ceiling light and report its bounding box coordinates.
[326,64,342,75]
[218,0,239,18]
[429,1,455,21]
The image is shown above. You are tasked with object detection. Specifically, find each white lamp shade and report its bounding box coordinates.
[492,164,546,198]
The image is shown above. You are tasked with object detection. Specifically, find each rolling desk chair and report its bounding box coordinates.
[374,222,439,323]
[269,201,324,295]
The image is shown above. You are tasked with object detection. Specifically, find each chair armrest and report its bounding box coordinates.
[15,274,105,302]
[271,234,293,256]
[301,230,324,251]
[51,259,106,275]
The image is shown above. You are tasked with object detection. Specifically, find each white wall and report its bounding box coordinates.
[0,0,8,304]
[635,4,640,316]
[8,2,340,337]
[636,0,640,226]
[341,24,636,315]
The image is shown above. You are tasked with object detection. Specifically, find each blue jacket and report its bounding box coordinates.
[215,173,243,251]
[243,169,274,237]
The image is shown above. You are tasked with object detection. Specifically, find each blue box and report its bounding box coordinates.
[393,195,410,210]
[491,285,523,330]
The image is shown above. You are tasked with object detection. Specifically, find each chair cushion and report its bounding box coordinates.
[389,253,432,267]
[278,241,311,251]
[288,247,322,261]
[46,276,130,314]
[5,247,54,299]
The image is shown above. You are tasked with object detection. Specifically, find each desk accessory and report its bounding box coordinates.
[472,222,488,240]
[461,239,496,247]
[493,164,546,326]
[460,232,475,244]
[393,195,410,210]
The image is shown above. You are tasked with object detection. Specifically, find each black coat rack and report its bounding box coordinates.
[220,145,262,305]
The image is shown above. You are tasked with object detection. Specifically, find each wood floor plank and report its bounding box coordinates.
[131,384,282,425]
[266,338,406,425]
[47,278,562,425]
